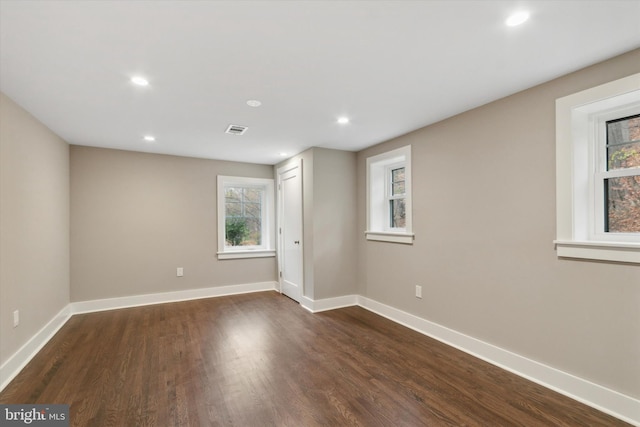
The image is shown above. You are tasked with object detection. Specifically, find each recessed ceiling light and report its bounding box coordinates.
[131,76,149,86]
[337,117,350,124]
[143,135,155,142]
[247,100,262,107]
[279,152,288,157]
[505,11,530,27]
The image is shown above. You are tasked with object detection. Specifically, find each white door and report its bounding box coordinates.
[277,160,303,302]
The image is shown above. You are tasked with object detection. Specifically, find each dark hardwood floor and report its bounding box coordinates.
[0,291,630,426]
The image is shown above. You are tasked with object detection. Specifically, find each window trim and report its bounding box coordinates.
[217,175,276,260]
[366,145,413,244]
[554,72,640,263]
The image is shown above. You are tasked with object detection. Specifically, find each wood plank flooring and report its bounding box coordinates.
[0,291,630,426]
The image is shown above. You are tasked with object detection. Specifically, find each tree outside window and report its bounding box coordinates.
[389,166,406,229]
[225,186,263,247]
[605,114,640,233]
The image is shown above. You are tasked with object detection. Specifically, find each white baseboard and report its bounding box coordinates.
[71,281,278,314]
[299,296,314,312]
[357,296,640,426]
[300,294,358,313]
[0,281,278,393]
[3,285,637,425]
[0,305,72,392]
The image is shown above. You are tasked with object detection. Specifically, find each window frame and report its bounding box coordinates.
[592,109,640,242]
[555,72,640,264]
[366,145,413,244]
[386,162,407,231]
[217,175,275,260]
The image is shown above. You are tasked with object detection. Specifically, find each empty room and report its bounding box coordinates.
[1,1,639,425]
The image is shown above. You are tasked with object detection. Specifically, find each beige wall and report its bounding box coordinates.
[277,147,358,300]
[356,49,640,399]
[70,146,276,301]
[0,93,70,365]
[312,148,358,299]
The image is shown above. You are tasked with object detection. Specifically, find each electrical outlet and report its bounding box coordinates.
[177,267,184,277]
[13,310,19,328]
[415,285,422,299]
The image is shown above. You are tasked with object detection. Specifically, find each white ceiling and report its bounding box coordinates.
[1,1,639,165]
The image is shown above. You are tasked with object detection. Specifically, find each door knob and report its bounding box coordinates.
[294,240,300,244]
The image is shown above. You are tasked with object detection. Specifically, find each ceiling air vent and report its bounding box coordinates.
[225,124,248,135]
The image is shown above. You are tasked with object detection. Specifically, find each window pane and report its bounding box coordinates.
[392,182,405,195]
[391,167,405,196]
[392,167,405,182]
[608,141,640,171]
[244,202,261,219]
[225,202,241,217]
[607,115,640,171]
[225,217,249,246]
[605,176,640,233]
[225,187,242,202]
[390,198,406,228]
[245,217,262,245]
[224,185,263,246]
[244,188,262,203]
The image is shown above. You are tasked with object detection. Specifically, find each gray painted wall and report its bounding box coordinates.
[70,146,277,301]
[276,147,358,300]
[356,49,640,399]
[0,93,70,365]
[312,148,358,299]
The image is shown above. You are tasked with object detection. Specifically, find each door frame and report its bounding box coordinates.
[276,158,304,298]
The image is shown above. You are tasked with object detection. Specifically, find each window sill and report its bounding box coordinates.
[217,250,276,260]
[365,231,414,244]
[554,240,640,264]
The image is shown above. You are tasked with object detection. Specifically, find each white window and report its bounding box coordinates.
[555,73,640,263]
[388,163,407,229]
[217,176,275,259]
[595,113,640,238]
[366,145,413,244]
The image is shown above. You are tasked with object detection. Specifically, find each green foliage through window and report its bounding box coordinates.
[224,186,263,246]
[225,217,249,246]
